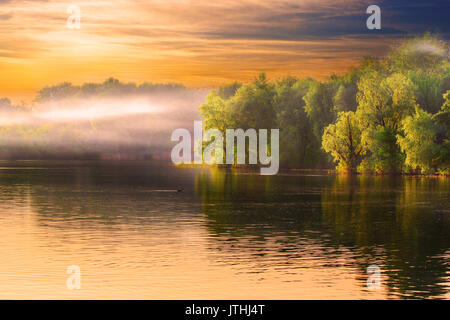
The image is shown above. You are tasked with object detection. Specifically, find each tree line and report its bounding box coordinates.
[0,78,204,160]
[199,34,450,175]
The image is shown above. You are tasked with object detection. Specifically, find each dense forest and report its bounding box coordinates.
[199,34,450,175]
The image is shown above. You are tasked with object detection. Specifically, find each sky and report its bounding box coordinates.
[0,0,449,101]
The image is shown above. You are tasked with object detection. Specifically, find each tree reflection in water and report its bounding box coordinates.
[196,169,449,299]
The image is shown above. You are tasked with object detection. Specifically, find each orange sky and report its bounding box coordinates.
[0,0,412,102]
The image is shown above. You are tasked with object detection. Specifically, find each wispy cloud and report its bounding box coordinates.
[0,0,448,100]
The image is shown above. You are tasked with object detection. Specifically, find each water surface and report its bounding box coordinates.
[0,161,448,299]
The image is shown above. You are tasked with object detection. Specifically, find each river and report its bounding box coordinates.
[0,161,448,299]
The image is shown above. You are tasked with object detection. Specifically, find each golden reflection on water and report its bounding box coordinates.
[0,162,448,299]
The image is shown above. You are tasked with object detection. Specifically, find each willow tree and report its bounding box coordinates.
[227,73,276,130]
[322,111,363,173]
[356,71,417,173]
[272,77,318,168]
[431,90,450,174]
[303,81,335,142]
[199,91,232,133]
[199,74,276,165]
[397,90,450,175]
[397,108,442,173]
[199,85,237,164]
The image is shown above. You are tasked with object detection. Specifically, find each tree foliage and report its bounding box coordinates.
[198,34,449,174]
[322,112,363,173]
[397,108,444,173]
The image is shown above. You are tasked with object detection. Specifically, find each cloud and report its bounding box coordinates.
[0,0,448,99]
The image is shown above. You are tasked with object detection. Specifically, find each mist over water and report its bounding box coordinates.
[0,83,208,160]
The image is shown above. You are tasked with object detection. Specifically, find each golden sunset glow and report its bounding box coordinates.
[0,0,402,101]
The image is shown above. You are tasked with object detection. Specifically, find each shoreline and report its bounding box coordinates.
[0,159,447,177]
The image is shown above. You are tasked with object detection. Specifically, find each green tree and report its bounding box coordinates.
[216,82,242,100]
[397,108,443,173]
[35,82,78,102]
[322,111,363,173]
[431,90,450,174]
[273,77,319,167]
[407,69,450,114]
[303,81,335,141]
[356,72,417,173]
[228,73,276,129]
[199,91,232,133]
[200,74,275,165]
